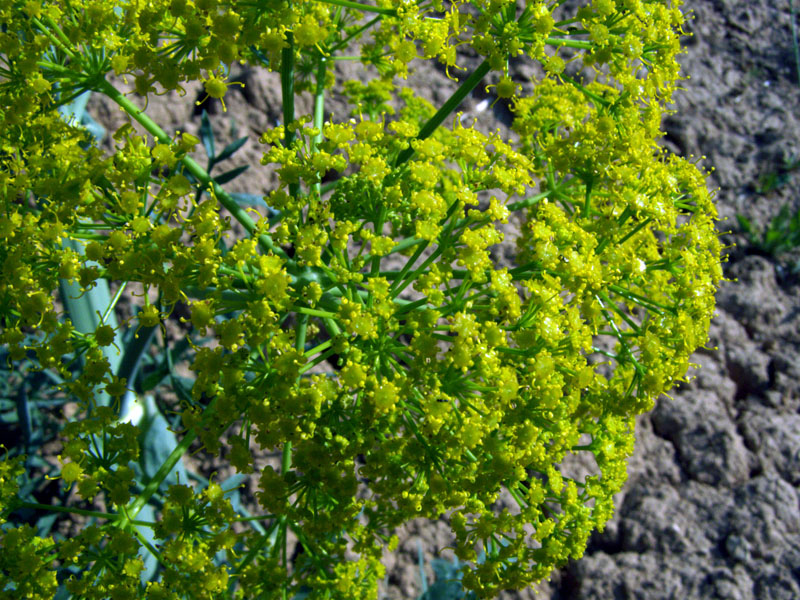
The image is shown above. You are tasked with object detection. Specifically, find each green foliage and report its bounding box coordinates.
[755,154,800,194]
[0,1,721,599]
[737,204,800,260]
[416,540,478,600]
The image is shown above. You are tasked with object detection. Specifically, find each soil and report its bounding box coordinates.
[23,0,800,598]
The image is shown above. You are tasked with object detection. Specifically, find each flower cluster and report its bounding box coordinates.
[0,0,720,598]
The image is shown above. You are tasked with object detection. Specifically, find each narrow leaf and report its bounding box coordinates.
[59,238,122,409]
[116,324,157,417]
[200,109,215,163]
[229,192,267,207]
[214,164,250,185]
[15,387,32,448]
[216,136,248,164]
[735,214,753,235]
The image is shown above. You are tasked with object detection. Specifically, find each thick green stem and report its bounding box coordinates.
[395,59,491,166]
[275,313,307,598]
[295,313,309,353]
[311,54,327,197]
[314,0,397,15]
[19,502,152,526]
[32,16,77,60]
[96,78,287,260]
[507,190,550,212]
[329,15,382,53]
[281,314,307,473]
[391,244,445,300]
[544,37,594,49]
[126,397,218,519]
[130,524,167,568]
[607,284,675,314]
[101,281,127,324]
[312,57,327,151]
[293,306,337,318]
[282,33,298,201]
[388,238,431,299]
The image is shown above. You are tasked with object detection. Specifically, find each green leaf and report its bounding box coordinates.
[736,214,754,236]
[764,229,782,250]
[229,192,266,207]
[116,324,158,417]
[214,164,250,185]
[140,369,167,393]
[57,90,106,142]
[59,238,122,410]
[215,136,248,164]
[15,388,32,447]
[200,109,215,164]
[128,394,185,582]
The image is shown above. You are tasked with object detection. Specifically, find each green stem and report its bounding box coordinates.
[129,524,167,568]
[234,520,280,576]
[318,179,341,196]
[275,313,307,598]
[96,79,286,260]
[323,317,342,337]
[544,37,593,49]
[507,484,528,509]
[34,60,73,75]
[299,347,338,374]
[607,284,674,314]
[314,0,397,15]
[101,281,127,324]
[126,397,218,519]
[395,59,492,166]
[292,306,338,319]
[369,206,388,277]
[507,190,550,212]
[553,17,583,28]
[329,15,382,53]
[303,338,333,358]
[233,513,278,522]
[388,238,430,298]
[312,56,327,150]
[296,313,309,353]
[330,54,374,61]
[311,53,327,198]
[392,245,445,300]
[18,502,152,526]
[616,217,653,246]
[32,16,77,61]
[391,297,429,316]
[388,196,465,298]
[282,31,298,201]
[386,236,426,257]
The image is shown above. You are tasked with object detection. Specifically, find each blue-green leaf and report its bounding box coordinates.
[200,109,216,164]
[215,136,248,164]
[15,388,32,447]
[228,192,272,210]
[214,164,250,185]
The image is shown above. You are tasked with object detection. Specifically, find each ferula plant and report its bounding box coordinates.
[0,0,721,598]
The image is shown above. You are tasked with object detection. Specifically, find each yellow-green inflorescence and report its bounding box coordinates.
[0,0,721,598]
